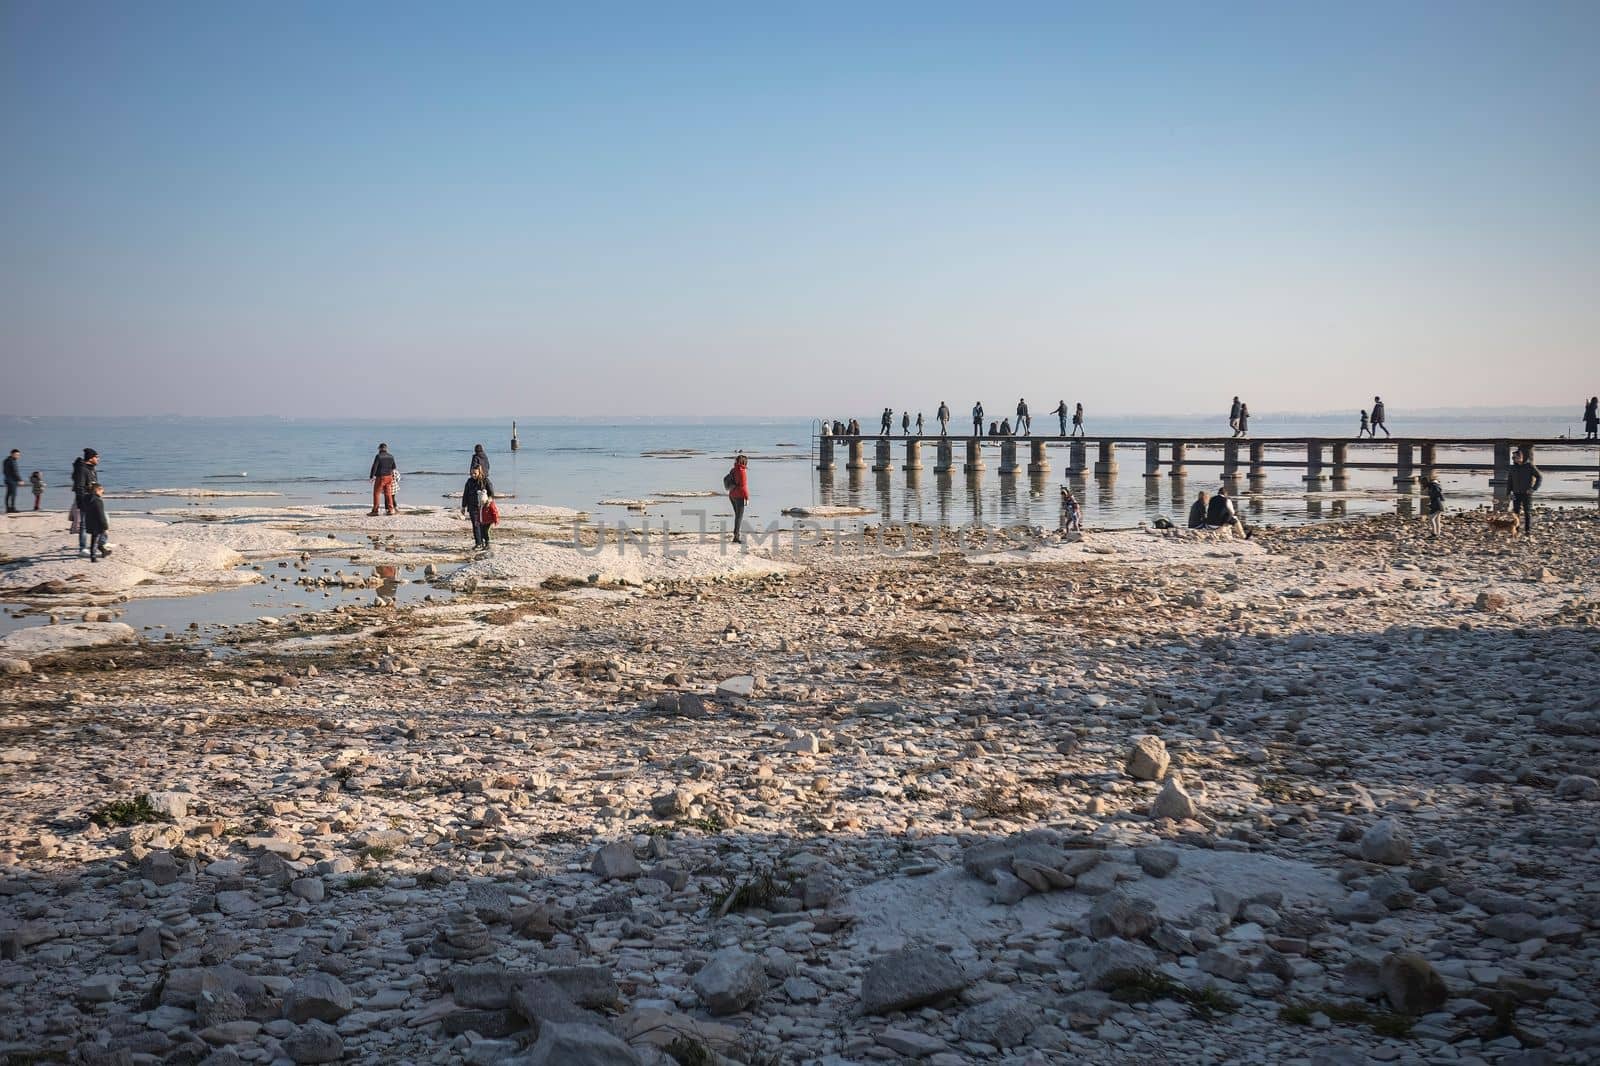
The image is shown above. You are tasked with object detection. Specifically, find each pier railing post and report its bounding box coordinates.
[1169,440,1187,478]
[934,438,953,473]
[847,438,866,470]
[1144,441,1161,478]
[999,439,1019,475]
[1093,441,1118,479]
[816,434,835,472]
[1248,442,1266,480]
[872,437,896,473]
[1394,442,1416,492]
[1223,441,1240,480]
[1027,439,1049,475]
[963,437,985,473]
[1303,439,1324,487]
[904,438,923,470]
[1068,440,1088,476]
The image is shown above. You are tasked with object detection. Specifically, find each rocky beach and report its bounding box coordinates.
[1,503,1597,1066]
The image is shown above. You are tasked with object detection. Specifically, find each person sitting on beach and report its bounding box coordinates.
[1359,410,1370,438]
[1060,487,1082,531]
[29,471,44,511]
[369,443,398,516]
[1206,486,1247,537]
[461,467,496,551]
[470,444,490,475]
[83,483,111,562]
[1188,491,1210,529]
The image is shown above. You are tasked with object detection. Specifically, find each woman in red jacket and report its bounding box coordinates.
[727,454,749,544]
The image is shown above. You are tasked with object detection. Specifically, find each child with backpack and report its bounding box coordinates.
[1424,475,1445,538]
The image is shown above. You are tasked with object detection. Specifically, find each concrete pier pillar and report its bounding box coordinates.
[933,438,954,473]
[1332,442,1349,482]
[816,435,835,472]
[1223,441,1241,480]
[1393,442,1416,491]
[1143,441,1161,478]
[1248,441,1266,480]
[871,437,896,473]
[1068,440,1088,476]
[1304,440,1324,487]
[1026,439,1049,475]
[1490,441,1511,486]
[1419,442,1436,480]
[846,438,866,471]
[963,437,986,473]
[1093,441,1118,479]
[904,439,923,470]
[1169,440,1188,478]
[999,439,1019,475]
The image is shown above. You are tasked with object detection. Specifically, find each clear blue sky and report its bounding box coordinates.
[3,1,1596,417]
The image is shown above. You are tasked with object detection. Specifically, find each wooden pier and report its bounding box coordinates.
[816,434,1600,494]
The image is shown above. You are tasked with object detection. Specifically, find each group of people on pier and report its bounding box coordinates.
[832,399,1088,439]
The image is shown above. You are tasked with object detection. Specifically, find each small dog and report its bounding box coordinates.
[1485,511,1520,538]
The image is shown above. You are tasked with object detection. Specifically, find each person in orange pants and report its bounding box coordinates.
[368,442,397,516]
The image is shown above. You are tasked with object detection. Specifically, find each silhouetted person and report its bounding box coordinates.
[901,411,910,434]
[1206,485,1246,537]
[1359,410,1371,438]
[1052,400,1068,436]
[1071,403,1085,437]
[1234,403,1250,438]
[1584,397,1598,441]
[1016,398,1030,435]
[915,413,924,435]
[3,449,19,513]
[972,402,984,436]
[1371,396,1390,437]
[1507,450,1543,535]
[470,444,490,475]
[72,448,101,556]
[1228,396,1241,434]
[1423,475,1445,538]
[1000,418,1012,436]
[1188,491,1209,529]
[937,402,950,436]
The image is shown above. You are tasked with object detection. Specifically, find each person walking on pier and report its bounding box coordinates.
[1358,410,1371,438]
[999,417,1013,436]
[725,453,750,544]
[972,401,984,436]
[1584,397,1598,441]
[1507,450,1543,535]
[879,408,893,436]
[1228,397,1241,434]
[3,449,19,513]
[1187,490,1210,529]
[1016,398,1031,435]
[901,411,911,435]
[1423,474,1445,538]
[461,467,496,551]
[915,413,924,435]
[1234,402,1250,439]
[937,402,950,436]
[368,442,398,516]
[1052,400,1068,436]
[1071,403,1085,437]
[1370,396,1390,438]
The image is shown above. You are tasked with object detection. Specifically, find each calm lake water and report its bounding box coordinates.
[1,413,1595,533]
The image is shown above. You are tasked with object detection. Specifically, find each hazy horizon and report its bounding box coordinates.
[4,3,1597,418]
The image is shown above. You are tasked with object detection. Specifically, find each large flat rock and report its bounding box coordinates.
[0,622,137,660]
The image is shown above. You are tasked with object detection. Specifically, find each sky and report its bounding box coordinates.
[2,1,1597,418]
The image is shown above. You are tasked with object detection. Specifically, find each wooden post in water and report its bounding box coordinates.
[1169,440,1188,478]
[1143,441,1161,478]
[903,438,923,470]
[963,437,985,473]
[846,438,867,471]
[1027,439,1049,476]
[1093,441,1118,479]
[1223,441,1240,480]
[934,438,954,473]
[1248,442,1266,481]
[999,439,1019,475]
[871,437,896,473]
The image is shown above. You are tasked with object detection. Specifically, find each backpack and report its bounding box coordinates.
[722,470,736,491]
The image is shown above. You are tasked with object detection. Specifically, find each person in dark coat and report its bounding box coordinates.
[82,484,111,562]
[461,468,496,550]
[1370,396,1390,437]
[3,449,19,513]
[1507,450,1543,534]
[368,443,397,516]
[1423,475,1445,538]
[72,448,101,556]
[1584,397,1598,441]
[1188,491,1210,529]
[1206,486,1246,537]
[470,444,490,475]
